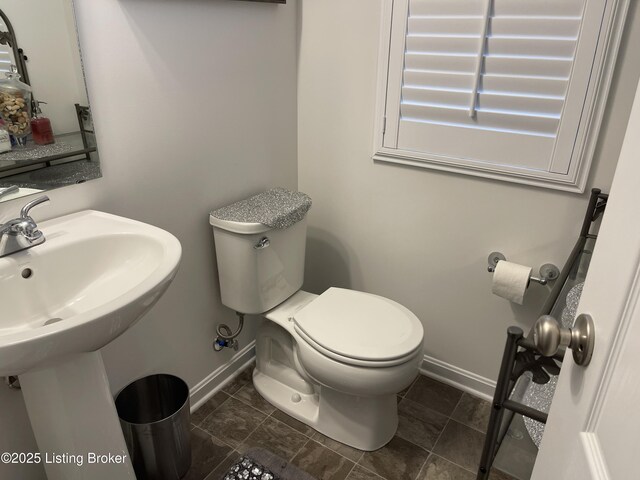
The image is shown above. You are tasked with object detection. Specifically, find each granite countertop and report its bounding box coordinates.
[0,131,96,173]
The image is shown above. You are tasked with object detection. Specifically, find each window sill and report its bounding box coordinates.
[372,149,586,194]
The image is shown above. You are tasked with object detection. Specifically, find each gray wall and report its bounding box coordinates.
[297,0,640,388]
[0,1,298,478]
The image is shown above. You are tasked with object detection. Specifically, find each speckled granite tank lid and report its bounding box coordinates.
[210,188,312,232]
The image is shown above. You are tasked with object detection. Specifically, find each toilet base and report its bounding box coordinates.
[253,322,400,451]
[253,369,398,451]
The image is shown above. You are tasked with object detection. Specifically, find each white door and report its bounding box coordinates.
[531,78,640,478]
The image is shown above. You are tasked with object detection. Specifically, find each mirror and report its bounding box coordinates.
[0,1,100,203]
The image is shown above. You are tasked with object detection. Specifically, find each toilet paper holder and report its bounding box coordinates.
[487,252,560,286]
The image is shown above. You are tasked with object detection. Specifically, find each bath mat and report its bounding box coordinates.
[222,448,316,480]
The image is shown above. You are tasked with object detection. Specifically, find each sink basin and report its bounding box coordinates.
[1,210,182,480]
[0,210,181,376]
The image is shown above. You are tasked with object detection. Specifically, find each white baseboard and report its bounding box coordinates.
[189,346,494,410]
[420,354,496,402]
[189,340,256,411]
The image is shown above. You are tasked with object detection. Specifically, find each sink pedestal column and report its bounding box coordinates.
[20,351,136,480]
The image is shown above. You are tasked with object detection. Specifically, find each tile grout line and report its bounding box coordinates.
[355,376,463,478]
[202,451,234,480]
[192,423,233,448]
[426,390,492,475]
[449,392,493,434]
[430,416,452,457]
[288,437,312,464]
[191,425,240,479]
[343,461,357,480]
[413,452,432,480]
[313,434,365,465]
[236,411,316,467]
[220,374,251,397]
[194,391,232,428]
[267,412,316,442]
[412,453,432,480]
[433,393,472,471]
[401,375,419,399]
[235,412,271,452]
[395,387,463,456]
[231,387,276,416]
[352,463,385,479]
[430,451,480,476]
[192,384,248,479]
[205,447,249,480]
[197,395,270,452]
[449,391,465,420]
[201,368,269,453]
[267,412,366,465]
[422,389,465,457]
[448,391,493,433]
[261,414,315,460]
[230,391,273,420]
[428,418,488,476]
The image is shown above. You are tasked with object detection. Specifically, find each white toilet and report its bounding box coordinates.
[210,189,424,451]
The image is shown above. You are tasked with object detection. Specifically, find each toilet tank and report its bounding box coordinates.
[209,189,311,314]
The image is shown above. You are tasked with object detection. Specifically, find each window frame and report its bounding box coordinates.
[372,0,631,193]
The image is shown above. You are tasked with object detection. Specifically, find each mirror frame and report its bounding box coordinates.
[0,9,30,85]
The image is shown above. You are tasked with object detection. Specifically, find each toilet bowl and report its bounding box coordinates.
[255,288,423,450]
[210,189,424,450]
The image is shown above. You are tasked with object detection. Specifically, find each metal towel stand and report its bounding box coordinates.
[476,188,608,480]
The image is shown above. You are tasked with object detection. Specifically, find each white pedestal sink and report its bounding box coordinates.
[0,210,182,480]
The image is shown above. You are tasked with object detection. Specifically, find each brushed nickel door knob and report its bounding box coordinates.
[533,314,595,367]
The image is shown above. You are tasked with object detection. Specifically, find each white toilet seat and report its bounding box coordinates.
[294,326,423,368]
[292,287,424,367]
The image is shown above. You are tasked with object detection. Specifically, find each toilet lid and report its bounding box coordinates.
[293,288,424,363]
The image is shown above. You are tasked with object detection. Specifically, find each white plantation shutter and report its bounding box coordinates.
[0,17,12,74]
[378,0,624,191]
[0,44,11,74]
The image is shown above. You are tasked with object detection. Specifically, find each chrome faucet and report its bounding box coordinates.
[0,196,50,258]
[0,186,19,200]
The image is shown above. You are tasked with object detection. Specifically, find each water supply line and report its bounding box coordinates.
[213,312,245,352]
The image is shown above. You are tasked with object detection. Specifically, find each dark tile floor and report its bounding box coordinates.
[185,365,516,480]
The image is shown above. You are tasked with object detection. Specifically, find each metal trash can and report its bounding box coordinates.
[116,374,191,480]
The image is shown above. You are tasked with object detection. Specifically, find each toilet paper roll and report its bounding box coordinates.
[491,261,532,305]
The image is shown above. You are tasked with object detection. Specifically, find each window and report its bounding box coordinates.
[374,0,629,192]
[0,44,11,75]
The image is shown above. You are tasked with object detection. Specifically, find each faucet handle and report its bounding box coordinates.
[20,195,50,219]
